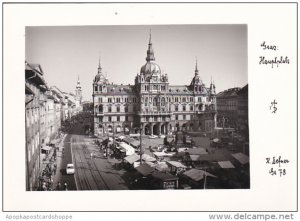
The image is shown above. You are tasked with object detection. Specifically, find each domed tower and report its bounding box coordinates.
[189,58,204,93]
[93,57,109,94]
[135,32,171,135]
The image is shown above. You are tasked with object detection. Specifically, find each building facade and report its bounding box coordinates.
[216,84,248,133]
[25,62,47,190]
[93,35,217,137]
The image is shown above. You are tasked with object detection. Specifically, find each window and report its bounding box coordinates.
[125,106,128,112]
[161,97,165,106]
[99,105,103,113]
[108,106,112,112]
[108,98,112,103]
[175,97,178,102]
[175,115,178,120]
[190,105,193,111]
[198,97,201,102]
[95,86,98,92]
[117,116,120,122]
[175,105,179,111]
[116,98,120,103]
[125,116,129,121]
[183,115,186,120]
[182,97,186,102]
[183,105,186,111]
[108,116,112,122]
[190,97,193,102]
[99,116,103,122]
[153,98,157,106]
[117,106,120,112]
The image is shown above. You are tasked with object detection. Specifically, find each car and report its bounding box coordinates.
[149,135,158,139]
[66,163,75,175]
[159,134,166,138]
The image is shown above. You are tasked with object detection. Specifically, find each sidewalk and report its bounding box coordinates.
[52,134,67,190]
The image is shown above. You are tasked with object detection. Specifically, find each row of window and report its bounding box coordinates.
[143,85,167,91]
[97,96,208,104]
[98,116,129,122]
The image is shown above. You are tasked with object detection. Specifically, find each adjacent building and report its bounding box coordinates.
[25,62,47,190]
[93,35,217,137]
[216,85,248,134]
[25,61,83,190]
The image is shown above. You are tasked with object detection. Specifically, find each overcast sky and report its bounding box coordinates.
[26,25,247,101]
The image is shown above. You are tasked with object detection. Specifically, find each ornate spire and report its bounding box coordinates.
[195,57,199,75]
[98,56,102,74]
[146,30,155,62]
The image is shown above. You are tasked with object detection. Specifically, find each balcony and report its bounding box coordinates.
[138,111,172,116]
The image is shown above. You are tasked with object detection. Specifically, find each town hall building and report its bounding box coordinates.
[92,34,217,136]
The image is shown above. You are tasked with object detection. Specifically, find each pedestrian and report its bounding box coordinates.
[63,182,68,191]
[55,182,62,191]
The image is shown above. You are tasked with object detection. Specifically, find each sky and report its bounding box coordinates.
[25,25,247,101]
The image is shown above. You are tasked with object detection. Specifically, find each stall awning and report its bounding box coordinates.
[155,162,169,172]
[142,154,156,162]
[124,153,140,164]
[186,148,208,155]
[232,153,249,165]
[41,145,51,151]
[183,169,217,182]
[190,155,200,162]
[151,171,178,181]
[166,161,187,168]
[135,163,154,176]
[218,161,235,169]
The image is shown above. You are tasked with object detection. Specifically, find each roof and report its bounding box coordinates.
[218,161,235,169]
[217,87,241,98]
[153,152,175,157]
[155,162,169,172]
[232,153,249,165]
[168,85,193,95]
[151,171,179,181]
[142,154,156,162]
[135,163,154,176]
[186,148,208,155]
[124,153,140,164]
[106,84,135,95]
[183,169,217,182]
[166,161,187,168]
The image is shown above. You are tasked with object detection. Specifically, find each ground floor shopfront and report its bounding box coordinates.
[94,112,217,136]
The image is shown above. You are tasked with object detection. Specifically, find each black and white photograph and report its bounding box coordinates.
[3,2,297,213]
[25,25,249,191]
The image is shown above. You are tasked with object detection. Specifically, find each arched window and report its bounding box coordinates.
[161,97,165,106]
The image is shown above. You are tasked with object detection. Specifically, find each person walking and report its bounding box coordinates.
[55,182,62,191]
[63,182,68,191]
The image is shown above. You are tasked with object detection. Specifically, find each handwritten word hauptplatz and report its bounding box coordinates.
[259,56,290,68]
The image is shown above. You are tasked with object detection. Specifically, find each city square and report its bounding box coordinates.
[25,25,249,191]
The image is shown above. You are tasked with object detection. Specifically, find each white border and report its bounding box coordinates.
[2,3,297,211]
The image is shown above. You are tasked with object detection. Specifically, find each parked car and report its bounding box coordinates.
[159,134,166,138]
[149,135,158,139]
[66,163,75,175]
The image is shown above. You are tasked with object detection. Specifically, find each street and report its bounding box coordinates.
[54,123,128,190]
